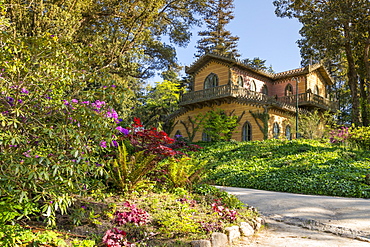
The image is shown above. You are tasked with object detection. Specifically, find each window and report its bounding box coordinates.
[262,85,268,95]
[202,132,212,142]
[204,73,218,89]
[242,122,252,141]
[273,123,280,139]
[237,76,244,87]
[314,85,319,95]
[250,80,256,91]
[285,84,293,96]
[285,125,291,140]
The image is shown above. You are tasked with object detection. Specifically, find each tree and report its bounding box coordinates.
[196,0,240,57]
[273,0,370,126]
[5,0,207,80]
[136,79,185,133]
[243,57,274,72]
[201,109,238,141]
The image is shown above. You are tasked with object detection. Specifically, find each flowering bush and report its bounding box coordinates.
[329,126,351,144]
[114,201,150,226]
[102,202,150,247]
[211,200,238,222]
[329,126,370,150]
[0,32,126,225]
[102,228,134,247]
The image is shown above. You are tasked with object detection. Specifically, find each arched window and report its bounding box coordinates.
[285,84,293,96]
[285,125,291,140]
[262,85,268,95]
[273,123,280,139]
[204,73,218,89]
[250,80,256,92]
[242,122,252,141]
[237,76,244,87]
[314,85,319,95]
[202,132,212,142]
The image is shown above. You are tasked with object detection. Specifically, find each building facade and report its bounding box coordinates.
[170,53,338,142]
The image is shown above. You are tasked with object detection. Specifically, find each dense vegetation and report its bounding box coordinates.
[1,0,369,246]
[197,139,370,198]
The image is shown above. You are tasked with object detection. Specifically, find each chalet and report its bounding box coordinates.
[170,53,338,141]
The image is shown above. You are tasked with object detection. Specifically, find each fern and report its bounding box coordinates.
[110,143,157,192]
[167,156,207,189]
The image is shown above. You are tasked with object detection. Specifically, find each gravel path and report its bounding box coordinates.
[217,186,370,246]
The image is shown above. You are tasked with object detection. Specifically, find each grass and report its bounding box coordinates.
[194,139,370,198]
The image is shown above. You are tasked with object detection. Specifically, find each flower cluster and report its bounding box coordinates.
[102,202,150,247]
[116,118,181,159]
[102,228,135,247]
[114,201,150,226]
[329,126,350,143]
[211,200,238,222]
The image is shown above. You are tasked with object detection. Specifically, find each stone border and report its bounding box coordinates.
[269,214,370,243]
[190,217,264,247]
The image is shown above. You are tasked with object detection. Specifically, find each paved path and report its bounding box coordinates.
[216,186,370,246]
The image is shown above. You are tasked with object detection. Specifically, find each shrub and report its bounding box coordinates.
[0,33,127,225]
[201,109,239,141]
[165,156,207,189]
[108,143,157,193]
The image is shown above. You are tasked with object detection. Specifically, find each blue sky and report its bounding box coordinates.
[150,0,303,83]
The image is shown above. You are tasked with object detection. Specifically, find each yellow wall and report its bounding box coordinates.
[194,61,230,91]
[307,72,326,97]
[172,103,293,142]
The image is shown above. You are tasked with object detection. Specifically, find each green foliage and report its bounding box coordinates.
[347,126,370,150]
[0,32,122,225]
[196,0,239,57]
[193,184,244,209]
[202,109,238,141]
[6,0,207,80]
[0,198,38,225]
[137,80,185,131]
[273,0,369,126]
[108,143,157,193]
[164,156,207,189]
[0,225,68,247]
[243,57,274,73]
[196,139,370,198]
[299,110,336,139]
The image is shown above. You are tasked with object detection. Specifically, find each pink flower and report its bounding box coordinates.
[100,141,107,148]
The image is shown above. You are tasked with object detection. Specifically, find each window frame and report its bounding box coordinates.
[273,122,280,139]
[285,125,291,140]
[204,73,219,89]
[250,80,256,92]
[242,121,252,141]
[285,84,293,96]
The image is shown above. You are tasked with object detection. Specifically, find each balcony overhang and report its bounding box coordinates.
[179,84,338,113]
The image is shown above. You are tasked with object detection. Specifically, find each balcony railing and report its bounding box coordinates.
[179,84,338,112]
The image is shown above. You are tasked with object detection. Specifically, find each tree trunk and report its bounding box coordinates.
[344,24,361,126]
[364,36,370,115]
[359,77,369,126]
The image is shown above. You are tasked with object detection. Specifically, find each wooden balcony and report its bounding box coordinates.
[179,84,338,112]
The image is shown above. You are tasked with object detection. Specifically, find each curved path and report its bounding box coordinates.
[217,186,370,246]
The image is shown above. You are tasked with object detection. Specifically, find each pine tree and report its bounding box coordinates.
[196,0,240,57]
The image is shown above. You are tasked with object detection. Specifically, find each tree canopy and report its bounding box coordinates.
[274,0,370,126]
[196,0,240,57]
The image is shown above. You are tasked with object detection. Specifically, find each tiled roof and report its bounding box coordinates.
[185,53,334,84]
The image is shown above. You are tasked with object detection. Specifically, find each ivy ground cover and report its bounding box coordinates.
[196,139,370,198]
